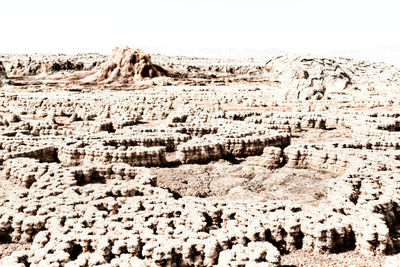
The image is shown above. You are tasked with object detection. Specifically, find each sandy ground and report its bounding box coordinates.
[153,160,335,205]
[280,250,385,266]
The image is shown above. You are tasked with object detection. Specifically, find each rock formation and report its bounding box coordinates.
[266,54,400,101]
[81,46,165,84]
[7,57,100,76]
[0,61,7,86]
[1,51,400,266]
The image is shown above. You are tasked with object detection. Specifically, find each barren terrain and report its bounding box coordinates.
[0,47,400,266]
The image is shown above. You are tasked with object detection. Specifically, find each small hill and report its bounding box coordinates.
[81,46,165,84]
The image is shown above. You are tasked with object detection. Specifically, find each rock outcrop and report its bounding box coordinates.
[0,61,7,86]
[266,54,400,101]
[267,54,353,100]
[7,58,99,76]
[81,46,164,84]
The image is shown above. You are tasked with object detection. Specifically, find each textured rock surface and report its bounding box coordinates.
[0,50,400,266]
[266,54,400,101]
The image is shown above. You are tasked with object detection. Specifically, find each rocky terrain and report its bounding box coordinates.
[0,47,400,266]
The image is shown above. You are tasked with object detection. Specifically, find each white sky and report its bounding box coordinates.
[1,0,400,64]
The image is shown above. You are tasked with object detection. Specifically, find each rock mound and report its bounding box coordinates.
[267,54,400,101]
[267,54,353,100]
[82,46,165,84]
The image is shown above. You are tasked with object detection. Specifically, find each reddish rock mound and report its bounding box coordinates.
[82,46,164,84]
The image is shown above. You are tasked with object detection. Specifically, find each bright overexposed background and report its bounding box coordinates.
[1,0,400,65]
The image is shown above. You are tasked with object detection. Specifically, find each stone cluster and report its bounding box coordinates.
[0,160,291,266]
